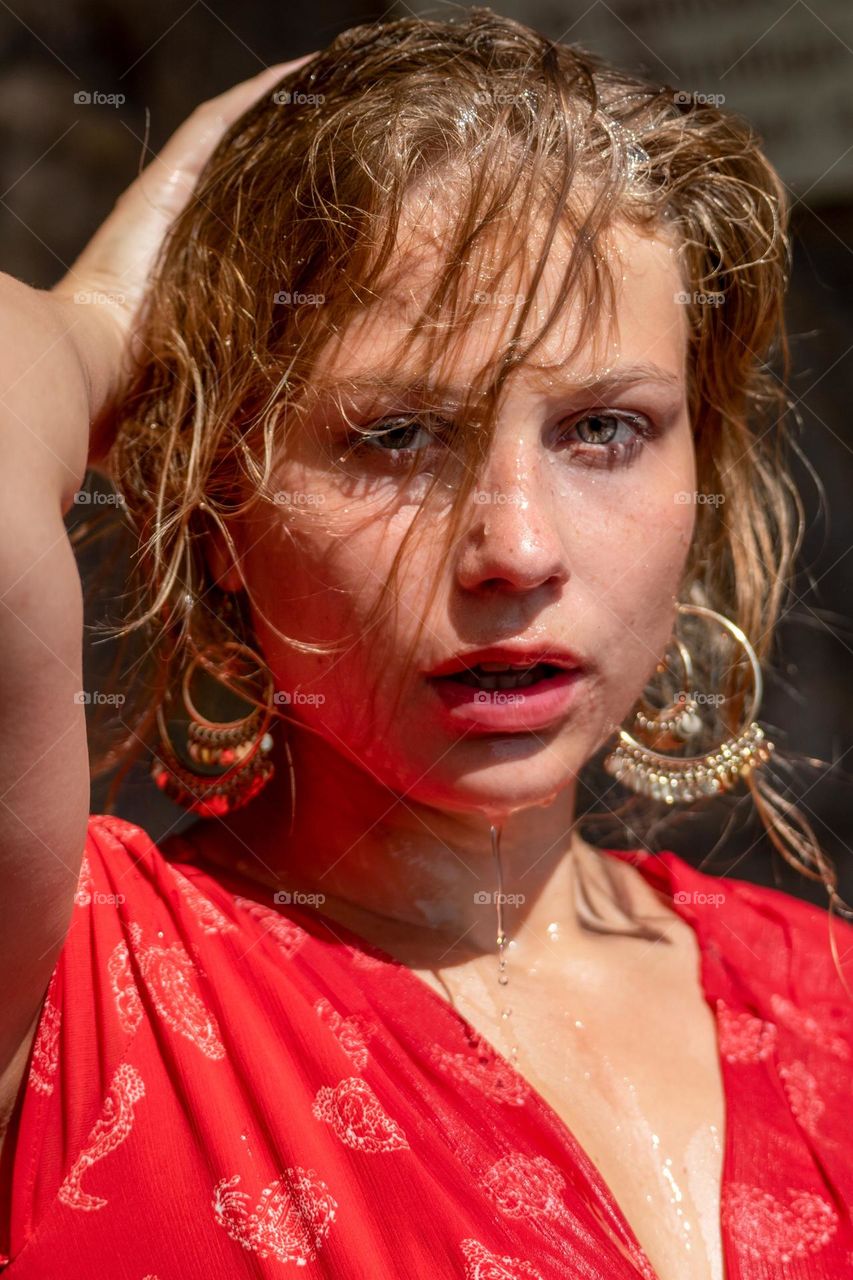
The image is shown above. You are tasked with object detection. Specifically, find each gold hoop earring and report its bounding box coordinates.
[152,640,276,817]
[603,602,774,805]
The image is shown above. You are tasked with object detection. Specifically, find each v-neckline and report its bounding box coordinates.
[169,833,732,1280]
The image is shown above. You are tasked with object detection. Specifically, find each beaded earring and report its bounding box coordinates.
[603,602,774,805]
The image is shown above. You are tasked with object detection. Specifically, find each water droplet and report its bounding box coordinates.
[156,930,164,939]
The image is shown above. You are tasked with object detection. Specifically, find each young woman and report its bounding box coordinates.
[0,12,850,1279]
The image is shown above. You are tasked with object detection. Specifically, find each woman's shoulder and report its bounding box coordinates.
[80,812,299,943]
[645,846,853,1046]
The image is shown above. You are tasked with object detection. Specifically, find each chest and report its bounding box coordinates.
[412,932,727,1280]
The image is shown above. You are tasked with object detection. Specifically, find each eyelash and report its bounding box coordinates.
[339,411,659,470]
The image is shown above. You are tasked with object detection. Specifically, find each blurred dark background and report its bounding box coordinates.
[3,0,851,907]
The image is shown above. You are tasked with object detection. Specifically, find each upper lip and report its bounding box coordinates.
[426,644,586,678]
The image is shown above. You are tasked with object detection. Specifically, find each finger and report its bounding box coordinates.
[154,53,319,180]
[117,53,319,231]
[52,54,320,319]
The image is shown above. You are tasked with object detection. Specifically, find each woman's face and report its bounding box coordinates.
[218,218,697,820]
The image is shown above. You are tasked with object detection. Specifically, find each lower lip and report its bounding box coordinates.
[427,668,586,732]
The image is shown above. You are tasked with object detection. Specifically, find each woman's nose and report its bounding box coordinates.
[454,436,570,595]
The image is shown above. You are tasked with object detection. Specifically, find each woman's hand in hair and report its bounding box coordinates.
[50,54,318,467]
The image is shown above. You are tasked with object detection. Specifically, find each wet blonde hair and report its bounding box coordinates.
[77,8,850,938]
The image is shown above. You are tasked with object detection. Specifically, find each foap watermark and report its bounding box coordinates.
[673,890,726,908]
[674,491,725,507]
[673,90,726,108]
[73,690,126,706]
[73,288,127,307]
[273,290,325,306]
[473,490,524,505]
[273,889,326,906]
[272,89,325,106]
[471,290,527,306]
[73,90,126,108]
[73,488,126,507]
[681,689,725,708]
[91,890,126,906]
[474,890,526,906]
[472,90,530,107]
[473,690,526,705]
[274,690,326,706]
[273,490,325,506]
[675,290,725,307]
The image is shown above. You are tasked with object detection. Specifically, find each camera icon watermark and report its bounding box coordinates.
[72,288,127,307]
[673,90,725,108]
[272,490,325,506]
[673,889,726,907]
[674,491,725,507]
[473,690,526,705]
[272,89,325,106]
[273,889,326,906]
[73,90,126,107]
[471,289,527,306]
[273,290,325,306]
[73,488,126,506]
[273,690,326,706]
[674,290,725,307]
[473,490,524,505]
[682,689,725,707]
[473,890,526,905]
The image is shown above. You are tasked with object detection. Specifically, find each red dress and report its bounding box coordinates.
[0,813,851,1278]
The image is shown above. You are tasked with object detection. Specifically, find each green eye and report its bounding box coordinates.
[359,416,436,451]
[573,414,625,444]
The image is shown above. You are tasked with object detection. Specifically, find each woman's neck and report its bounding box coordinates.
[186,724,671,962]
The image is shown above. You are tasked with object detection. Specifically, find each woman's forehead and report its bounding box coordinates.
[308,223,687,403]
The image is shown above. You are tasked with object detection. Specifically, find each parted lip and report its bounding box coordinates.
[426,644,586,679]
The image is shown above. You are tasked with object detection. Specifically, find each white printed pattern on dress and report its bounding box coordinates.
[312,1076,409,1152]
[482,1153,569,1227]
[722,1182,838,1262]
[167,864,237,935]
[430,1032,530,1106]
[29,970,61,1096]
[778,1060,826,1137]
[770,993,851,1060]
[314,996,373,1071]
[107,922,225,1059]
[714,999,777,1065]
[212,1169,337,1264]
[716,995,839,1147]
[460,1237,545,1279]
[349,946,389,971]
[57,1063,146,1212]
[74,854,94,907]
[232,896,306,959]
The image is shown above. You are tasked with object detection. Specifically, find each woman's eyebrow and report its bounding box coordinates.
[311,361,684,401]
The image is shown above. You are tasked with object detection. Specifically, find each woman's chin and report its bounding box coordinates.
[411,765,578,825]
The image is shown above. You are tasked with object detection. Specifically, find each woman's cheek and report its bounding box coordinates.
[572,497,695,733]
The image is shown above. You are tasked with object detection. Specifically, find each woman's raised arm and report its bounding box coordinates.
[0,55,314,1144]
